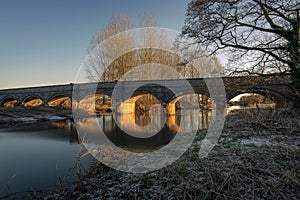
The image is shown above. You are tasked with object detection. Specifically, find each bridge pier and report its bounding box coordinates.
[116,102,136,114]
[165,102,176,115]
[166,115,179,132]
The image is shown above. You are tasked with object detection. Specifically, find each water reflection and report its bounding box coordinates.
[0,121,92,199]
[3,120,80,144]
[50,121,79,144]
[76,109,212,152]
[0,109,213,198]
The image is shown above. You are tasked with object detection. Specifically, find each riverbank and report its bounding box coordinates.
[41,108,300,199]
[0,107,72,127]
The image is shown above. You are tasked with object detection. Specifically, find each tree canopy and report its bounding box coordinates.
[182,0,300,86]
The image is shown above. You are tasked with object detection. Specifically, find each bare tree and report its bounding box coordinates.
[86,13,185,82]
[86,14,136,82]
[182,0,300,98]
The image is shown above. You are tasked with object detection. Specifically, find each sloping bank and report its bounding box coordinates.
[0,107,72,127]
[42,109,300,199]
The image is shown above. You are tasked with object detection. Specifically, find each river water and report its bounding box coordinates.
[0,109,212,199]
[0,121,93,199]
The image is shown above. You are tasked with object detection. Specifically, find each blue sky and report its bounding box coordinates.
[0,0,190,89]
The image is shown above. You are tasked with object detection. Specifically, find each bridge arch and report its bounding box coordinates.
[116,93,162,114]
[0,96,19,107]
[166,90,210,104]
[21,95,45,107]
[47,94,71,108]
[76,94,112,114]
[75,91,112,103]
[227,87,288,107]
[166,93,212,115]
[47,93,71,103]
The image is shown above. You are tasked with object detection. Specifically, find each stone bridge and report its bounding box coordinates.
[0,75,293,114]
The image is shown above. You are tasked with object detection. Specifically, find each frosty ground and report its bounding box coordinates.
[40,108,300,199]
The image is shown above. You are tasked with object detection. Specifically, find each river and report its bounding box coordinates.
[0,121,94,199]
[0,109,212,199]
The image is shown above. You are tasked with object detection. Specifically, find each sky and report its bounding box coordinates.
[0,0,190,89]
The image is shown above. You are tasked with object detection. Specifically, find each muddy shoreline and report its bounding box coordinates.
[0,107,72,128]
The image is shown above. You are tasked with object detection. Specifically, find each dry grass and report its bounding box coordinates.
[43,108,300,200]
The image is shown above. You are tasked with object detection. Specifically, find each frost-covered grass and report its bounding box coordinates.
[42,108,300,200]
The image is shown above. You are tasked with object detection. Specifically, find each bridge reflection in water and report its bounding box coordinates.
[75,109,211,152]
